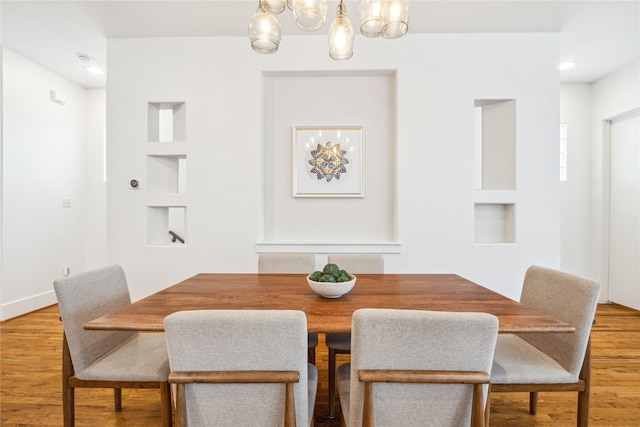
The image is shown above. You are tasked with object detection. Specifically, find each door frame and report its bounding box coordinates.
[602,107,640,302]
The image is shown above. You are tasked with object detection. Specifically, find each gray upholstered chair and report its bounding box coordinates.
[258,253,319,363]
[326,253,384,419]
[490,265,601,427]
[165,310,318,427]
[337,308,499,427]
[258,253,316,274]
[53,265,172,427]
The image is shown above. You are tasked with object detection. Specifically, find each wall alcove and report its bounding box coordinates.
[257,71,400,253]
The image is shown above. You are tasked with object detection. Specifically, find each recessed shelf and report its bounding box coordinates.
[147,155,187,194]
[474,203,515,243]
[475,99,516,190]
[148,102,186,142]
[147,206,187,246]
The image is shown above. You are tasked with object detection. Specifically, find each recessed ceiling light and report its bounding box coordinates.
[559,61,577,70]
[85,66,104,75]
[76,53,104,75]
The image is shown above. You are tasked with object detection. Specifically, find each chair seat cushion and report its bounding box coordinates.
[77,333,169,382]
[326,333,351,351]
[308,363,319,425]
[492,334,578,384]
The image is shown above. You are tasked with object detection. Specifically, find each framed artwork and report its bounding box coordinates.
[292,126,364,197]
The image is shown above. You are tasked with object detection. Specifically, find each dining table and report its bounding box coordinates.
[84,273,574,334]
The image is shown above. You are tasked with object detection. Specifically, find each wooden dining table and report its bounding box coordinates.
[84,273,574,334]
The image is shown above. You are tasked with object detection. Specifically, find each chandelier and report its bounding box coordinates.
[248,0,409,60]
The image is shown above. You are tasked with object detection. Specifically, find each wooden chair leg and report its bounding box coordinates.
[62,334,75,427]
[284,382,296,427]
[328,347,337,419]
[114,388,122,411]
[62,380,74,427]
[160,382,173,427]
[484,386,491,427]
[362,381,374,427]
[529,391,539,415]
[175,383,187,427]
[471,383,485,427]
[577,336,592,427]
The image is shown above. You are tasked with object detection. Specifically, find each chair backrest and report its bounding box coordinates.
[53,265,136,377]
[518,265,601,377]
[258,253,315,273]
[327,254,384,274]
[348,308,499,427]
[165,310,310,426]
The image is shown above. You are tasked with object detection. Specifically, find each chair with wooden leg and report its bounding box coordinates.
[325,254,384,419]
[337,308,499,426]
[53,265,172,427]
[490,265,601,427]
[259,253,319,364]
[165,309,318,426]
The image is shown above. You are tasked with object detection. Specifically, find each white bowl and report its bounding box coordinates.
[307,274,356,298]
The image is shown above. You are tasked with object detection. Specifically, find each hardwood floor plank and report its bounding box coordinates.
[1,303,638,426]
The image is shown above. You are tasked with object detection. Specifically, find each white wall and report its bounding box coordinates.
[83,89,107,269]
[107,33,560,301]
[590,61,640,300]
[560,84,592,277]
[0,49,106,320]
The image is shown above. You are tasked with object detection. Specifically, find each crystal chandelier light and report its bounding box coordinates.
[248,1,282,54]
[328,1,354,60]
[247,0,409,59]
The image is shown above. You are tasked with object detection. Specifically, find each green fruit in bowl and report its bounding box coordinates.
[323,263,340,278]
[319,274,337,283]
[309,271,324,281]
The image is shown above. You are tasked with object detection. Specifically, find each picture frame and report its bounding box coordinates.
[292,126,364,197]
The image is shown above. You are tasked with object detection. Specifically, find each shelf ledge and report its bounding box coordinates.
[255,241,401,254]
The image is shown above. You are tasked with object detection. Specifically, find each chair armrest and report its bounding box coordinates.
[169,370,299,384]
[168,371,300,427]
[359,369,490,384]
[358,369,490,427]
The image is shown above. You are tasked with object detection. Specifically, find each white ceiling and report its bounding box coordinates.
[2,0,639,89]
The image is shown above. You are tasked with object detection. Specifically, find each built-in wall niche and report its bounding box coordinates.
[474,99,516,190]
[474,203,515,244]
[148,102,186,142]
[147,155,187,194]
[147,206,187,246]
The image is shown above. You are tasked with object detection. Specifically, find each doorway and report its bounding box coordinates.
[607,108,640,310]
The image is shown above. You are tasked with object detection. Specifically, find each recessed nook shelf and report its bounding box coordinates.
[475,99,516,190]
[147,206,187,246]
[148,102,186,142]
[474,203,515,244]
[146,155,187,194]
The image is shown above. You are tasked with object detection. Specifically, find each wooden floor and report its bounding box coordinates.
[1,303,638,426]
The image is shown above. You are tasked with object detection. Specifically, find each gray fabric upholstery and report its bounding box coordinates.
[53,265,169,382]
[165,310,317,426]
[327,254,384,274]
[327,254,385,418]
[326,253,384,350]
[492,265,601,384]
[258,253,315,274]
[338,308,499,427]
[258,253,318,349]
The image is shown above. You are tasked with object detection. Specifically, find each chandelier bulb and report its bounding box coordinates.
[329,0,354,60]
[248,0,282,54]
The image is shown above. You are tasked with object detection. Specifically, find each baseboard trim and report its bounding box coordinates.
[0,290,57,321]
